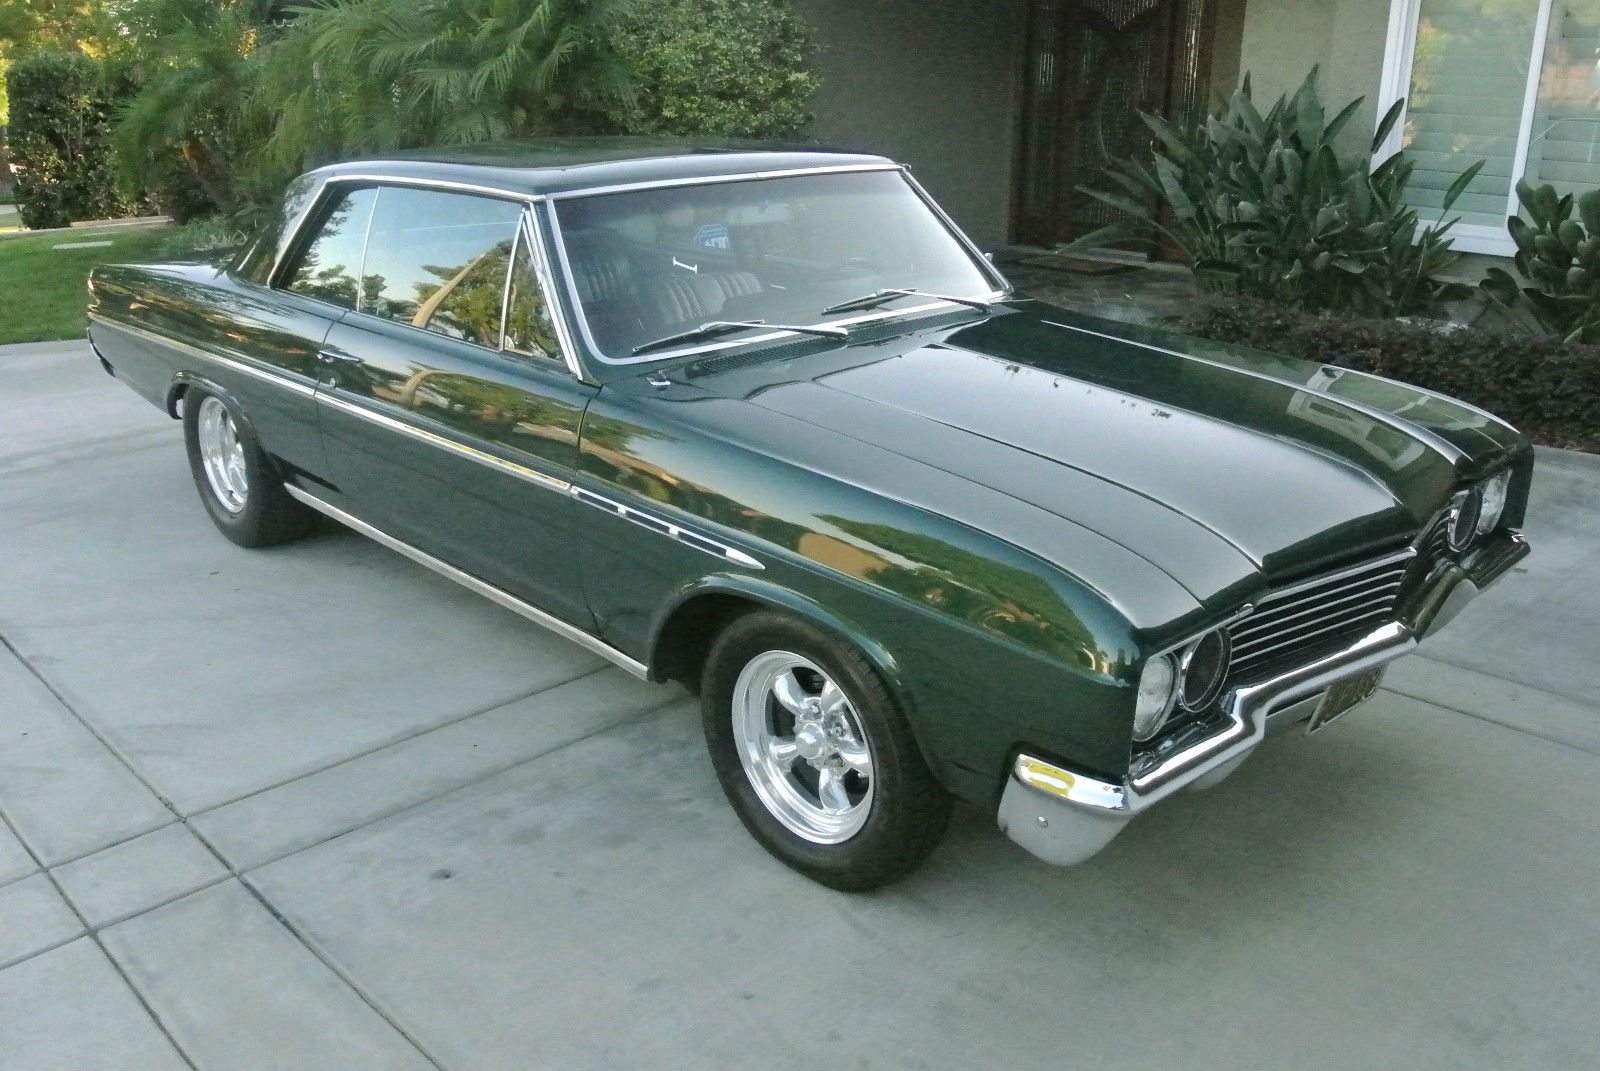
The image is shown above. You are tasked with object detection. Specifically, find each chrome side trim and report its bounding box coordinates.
[570,486,764,570]
[88,314,318,399]
[282,483,648,679]
[544,163,903,201]
[1042,319,1467,465]
[314,380,760,568]
[315,391,572,493]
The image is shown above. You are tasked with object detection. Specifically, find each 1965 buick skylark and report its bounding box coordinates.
[87,141,1531,889]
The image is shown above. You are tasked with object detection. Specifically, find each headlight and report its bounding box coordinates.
[1133,654,1178,740]
[1177,629,1231,712]
[1475,470,1511,536]
[1445,489,1480,552]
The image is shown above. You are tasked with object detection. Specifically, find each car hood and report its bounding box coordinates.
[651,303,1524,612]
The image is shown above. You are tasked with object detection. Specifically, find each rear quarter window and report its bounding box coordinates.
[284,187,379,309]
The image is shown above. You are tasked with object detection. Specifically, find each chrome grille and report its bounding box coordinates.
[1425,513,1451,561]
[1227,550,1415,683]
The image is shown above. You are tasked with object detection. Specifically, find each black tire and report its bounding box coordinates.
[182,388,315,548]
[701,610,951,890]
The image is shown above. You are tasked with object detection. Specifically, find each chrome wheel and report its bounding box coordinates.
[196,396,248,514]
[732,650,874,844]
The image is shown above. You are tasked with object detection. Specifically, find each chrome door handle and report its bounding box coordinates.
[317,348,364,365]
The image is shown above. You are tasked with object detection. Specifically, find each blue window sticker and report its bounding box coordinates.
[693,223,731,250]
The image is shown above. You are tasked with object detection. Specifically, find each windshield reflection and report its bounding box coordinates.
[552,169,999,362]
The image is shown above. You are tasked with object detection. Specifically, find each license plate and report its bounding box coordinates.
[1306,667,1385,734]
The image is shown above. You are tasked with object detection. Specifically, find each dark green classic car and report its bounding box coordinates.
[87,141,1531,889]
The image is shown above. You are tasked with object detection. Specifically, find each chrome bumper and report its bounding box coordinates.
[998,532,1529,866]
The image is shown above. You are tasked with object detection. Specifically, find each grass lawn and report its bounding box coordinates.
[0,225,178,345]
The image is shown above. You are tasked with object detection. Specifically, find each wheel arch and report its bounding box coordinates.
[166,373,269,441]
[646,574,911,706]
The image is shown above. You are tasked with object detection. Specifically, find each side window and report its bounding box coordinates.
[359,186,523,347]
[503,230,561,362]
[284,187,378,309]
[236,173,317,285]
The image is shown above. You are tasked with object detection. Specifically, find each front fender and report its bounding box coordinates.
[648,572,911,701]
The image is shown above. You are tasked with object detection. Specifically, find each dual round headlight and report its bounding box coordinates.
[1446,470,1512,551]
[1133,628,1232,741]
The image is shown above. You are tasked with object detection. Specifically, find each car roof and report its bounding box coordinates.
[305,138,896,198]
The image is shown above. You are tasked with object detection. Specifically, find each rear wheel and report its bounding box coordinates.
[183,390,314,547]
[701,611,951,890]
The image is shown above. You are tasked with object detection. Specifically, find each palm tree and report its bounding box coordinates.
[254,0,635,175]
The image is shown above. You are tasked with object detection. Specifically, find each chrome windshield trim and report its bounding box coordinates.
[315,391,572,493]
[543,162,903,201]
[88,314,318,399]
[521,207,590,383]
[282,483,647,678]
[1041,320,1468,466]
[544,168,1005,367]
[900,170,1014,297]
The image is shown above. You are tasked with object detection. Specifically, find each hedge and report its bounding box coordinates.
[7,51,144,229]
[1180,296,1600,452]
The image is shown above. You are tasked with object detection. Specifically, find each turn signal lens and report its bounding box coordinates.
[1133,655,1178,741]
[1475,470,1511,536]
[1178,629,1231,712]
[1446,489,1480,552]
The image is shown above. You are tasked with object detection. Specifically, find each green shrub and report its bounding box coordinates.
[1064,68,1482,319]
[1482,180,1600,343]
[7,51,146,229]
[1180,295,1600,451]
[605,0,818,138]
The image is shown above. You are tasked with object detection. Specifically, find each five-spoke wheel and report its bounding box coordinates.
[195,395,250,513]
[733,651,875,843]
[182,387,314,547]
[703,611,951,890]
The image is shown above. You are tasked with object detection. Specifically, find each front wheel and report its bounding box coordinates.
[183,390,315,548]
[701,611,951,890]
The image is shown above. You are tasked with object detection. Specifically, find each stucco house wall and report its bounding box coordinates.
[1235,0,1394,152]
[793,0,1030,251]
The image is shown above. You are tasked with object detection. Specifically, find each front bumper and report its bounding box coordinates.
[998,531,1529,866]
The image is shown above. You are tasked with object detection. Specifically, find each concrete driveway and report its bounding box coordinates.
[2,339,1597,1071]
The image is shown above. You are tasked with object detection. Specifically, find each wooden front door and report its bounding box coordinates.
[1013,0,1217,248]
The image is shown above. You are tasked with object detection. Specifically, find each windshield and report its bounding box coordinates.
[550,169,1001,362]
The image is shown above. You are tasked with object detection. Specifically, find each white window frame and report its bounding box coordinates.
[1377,0,1557,256]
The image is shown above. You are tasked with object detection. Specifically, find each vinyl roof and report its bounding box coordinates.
[305,138,895,198]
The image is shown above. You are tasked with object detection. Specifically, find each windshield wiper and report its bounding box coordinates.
[821,287,995,317]
[631,319,849,357]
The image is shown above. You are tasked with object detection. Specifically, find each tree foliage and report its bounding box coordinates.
[604,0,817,138]
[253,0,635,177]
[113,0,279,220]
[1482,179,1600,343]
[7,0,821,226]
[1062,68,1483,318]
[7,50,147,227]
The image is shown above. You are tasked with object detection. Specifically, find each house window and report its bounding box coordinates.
[1379,0,1600,255]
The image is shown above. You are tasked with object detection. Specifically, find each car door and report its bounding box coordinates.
[162,186,380,477]
[309,183,596,627]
